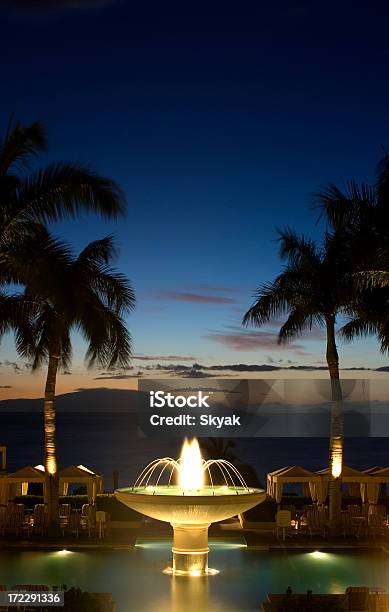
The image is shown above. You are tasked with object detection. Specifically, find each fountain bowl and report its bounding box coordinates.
[115,485,265,524]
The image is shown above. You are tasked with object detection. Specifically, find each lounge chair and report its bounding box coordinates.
[32,504,48,536]
[59,504,71,535]
[3,506,25,537]
[59,503,71,520]
[347,505,362,517]
[12,585,49,591]
[282,505,296,520]
[264,593,345,610]
[275,510,291,541]
[80,504,96,536]
[306,508,327,538]
[341,511,355,538]
[95,510,108,539]
[0,507,6,536]
[65,511,81,537]
[368,514,385,538]
[344,586,370,611]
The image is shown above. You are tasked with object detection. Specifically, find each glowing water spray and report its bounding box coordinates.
[179,438,204,491]
[115,437,265,576]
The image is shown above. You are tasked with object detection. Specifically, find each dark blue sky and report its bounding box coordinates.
[1,1,389,370]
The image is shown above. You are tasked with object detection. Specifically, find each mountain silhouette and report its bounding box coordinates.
[0,388,144,412]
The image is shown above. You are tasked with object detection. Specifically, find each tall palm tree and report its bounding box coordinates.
[0,119,128,530]
[242,228,352,532]
[17,235,135,532]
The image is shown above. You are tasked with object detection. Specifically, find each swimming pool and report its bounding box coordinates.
[1,541,389,611]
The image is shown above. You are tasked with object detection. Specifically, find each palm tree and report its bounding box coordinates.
[202,438,238,464]
[17,235,135,532]
[0,118,125,288]
[242,228,352,533]
[0,119,129,530]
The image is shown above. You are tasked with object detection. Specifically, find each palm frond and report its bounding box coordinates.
[314,181,375,230]
[81,303,132,369]
[4,232,73,289]
[314,183,354,229]
[76,235,118,267]
[278,309,311,344]
[21,235,135,372]
[277,227,320,267]
[376,153,389,207]
[0,292,35,336]
[242,279,291,327]
[0,120,47,176]
[14,162,126,224]
[85,268,135,314]
[28,305,57,370]
[59,327,72,370]
[339,318,378,342]
[353,270,389,291]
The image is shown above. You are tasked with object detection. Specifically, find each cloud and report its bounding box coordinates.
[3,360,21,372]
[99,365,134,373]
[196,284,242,294]
[154,363,279,373]
[95,360,381,375]
[133,354,196,362]
[155,291,238,305]
[0,385,12,389]
[94,374,139,380]
[0,0,118,16]
[205,329,308,352]
[133,361,378,374]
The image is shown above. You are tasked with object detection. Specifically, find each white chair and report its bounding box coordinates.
[95,510,107,539]
[276,510,291,541]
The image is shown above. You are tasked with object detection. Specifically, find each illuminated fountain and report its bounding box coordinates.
[115,438,265,576]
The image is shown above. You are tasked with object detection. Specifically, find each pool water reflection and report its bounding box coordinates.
[1,541,389,611]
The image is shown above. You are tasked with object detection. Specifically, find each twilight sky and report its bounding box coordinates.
[1,1,389,397]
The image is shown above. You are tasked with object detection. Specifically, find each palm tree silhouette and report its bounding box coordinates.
[243,228,351,532]
[317,154,389,350]
[0,119,129,530]
[0,120,125,232]
[201,438,238,464]
[0,118,125,304]
[17,235,134,531]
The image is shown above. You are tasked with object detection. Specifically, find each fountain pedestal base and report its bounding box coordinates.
[170,523,211,576]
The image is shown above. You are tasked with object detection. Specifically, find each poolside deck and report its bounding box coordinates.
[2,517,389,551]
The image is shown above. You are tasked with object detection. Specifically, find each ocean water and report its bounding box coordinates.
[1,412,389,489]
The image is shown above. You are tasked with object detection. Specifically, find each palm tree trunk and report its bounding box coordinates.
[44,351,60,535]
[326,314,343,536]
